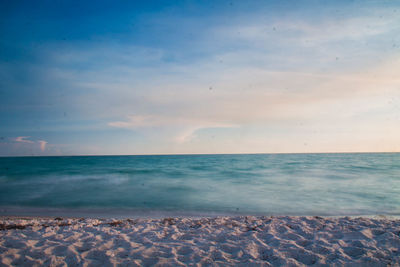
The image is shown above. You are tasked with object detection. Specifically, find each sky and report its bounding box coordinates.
[0,0,399,156]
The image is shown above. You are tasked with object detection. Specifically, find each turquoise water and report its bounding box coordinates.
[0,153,399,217]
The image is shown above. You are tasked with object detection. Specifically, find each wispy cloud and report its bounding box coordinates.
[109,115,237,143]
[105,53,400,149]
[14,136,34,143]
[10,137,49,153]
[38,140,48,151]
[219,14,398,44]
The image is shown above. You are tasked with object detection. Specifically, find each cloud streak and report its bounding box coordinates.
[38,140,48,151]
[8,137,49,154]
[14,136,34,143]
[109,115,238,143]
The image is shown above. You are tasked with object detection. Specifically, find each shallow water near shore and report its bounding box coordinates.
[0,153,399,217]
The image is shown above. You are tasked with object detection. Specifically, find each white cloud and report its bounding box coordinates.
[108,115,180,128]
[14,136,34,143]
[215,9,399,45]
[109,115,238,143]
[12,137,48,152]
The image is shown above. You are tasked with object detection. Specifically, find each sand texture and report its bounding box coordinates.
[1,216,400,266]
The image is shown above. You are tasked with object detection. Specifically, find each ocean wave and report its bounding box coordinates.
[0,153,399,216]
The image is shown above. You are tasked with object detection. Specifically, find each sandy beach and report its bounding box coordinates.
[1,215,399,266]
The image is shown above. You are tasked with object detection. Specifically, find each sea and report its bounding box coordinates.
[0,153,399,218]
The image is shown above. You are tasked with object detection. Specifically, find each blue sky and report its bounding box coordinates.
[1,0,399,156]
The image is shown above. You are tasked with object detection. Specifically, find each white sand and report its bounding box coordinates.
[1,216,399,266]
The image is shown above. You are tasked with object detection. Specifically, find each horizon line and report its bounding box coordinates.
[1,151,399,158]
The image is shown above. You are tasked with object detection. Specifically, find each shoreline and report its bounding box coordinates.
[2,206,400,220]
[1,215,399,266]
